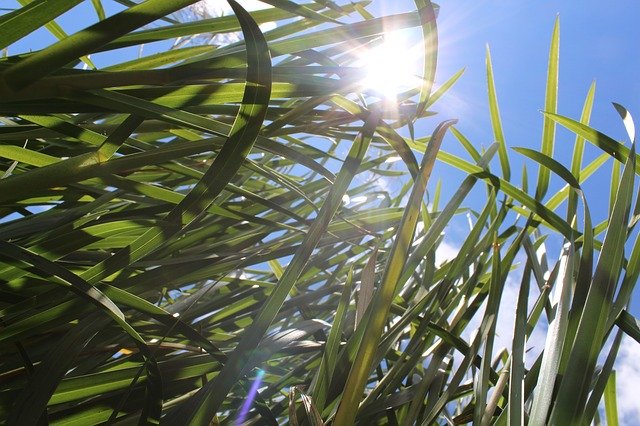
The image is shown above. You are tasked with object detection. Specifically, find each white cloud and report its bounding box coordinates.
[426,234,640,423]
[435,240,459,267]
[205,0,277,32]
[184,0,276,43]
[614,336,640,422]
[196,0,272,16]
[434,240,548,369]
[497,276,548,366]
[259,21,277,33]
[460,272,548,368]
[457,262,639,424]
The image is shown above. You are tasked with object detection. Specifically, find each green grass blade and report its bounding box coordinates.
[508,264,531,426]
[610,232,640,330]
[570,81,597,178]
[311,267,354,413]
[473,234,502,425]
[7,316,107,424]
[78,0,272,286]
[486,45,509,181]
[535,16,560,200]
[513,147,580,189]
[568,81,596,219]
[613,102,637,144]
[413,0,438,117]
[604,370,619,426]
[2,0,202,89]
[164,109,381,425]
[16,0,95,70]
[583,331,622,424]
[333,119,455,425]
[259,0,340,24]
[450,125,482,164]
[544,112,639,173]
[610,151,622,215]
[90,0,106,20]
[99,5,328,52]
[356,247,377,328]
[331,96,420,179]
[529,238,574,425]
[421,67,465,112]
[546,152,609,212]
[616,310,640,344]
[435,149,576,238]
[0,116,142,202]
[0,0,83,50]
[551,140,636,424]
[0,242,161,424]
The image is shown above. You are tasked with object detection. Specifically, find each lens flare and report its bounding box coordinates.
[236,369,265,425]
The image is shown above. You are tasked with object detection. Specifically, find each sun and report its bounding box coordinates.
[357,30,423,99]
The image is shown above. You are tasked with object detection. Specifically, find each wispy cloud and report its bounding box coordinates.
[614,336,640,422]
[435,240,460,267]
[460,271,548,367]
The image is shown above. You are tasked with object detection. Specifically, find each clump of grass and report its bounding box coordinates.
[0,1,636,424]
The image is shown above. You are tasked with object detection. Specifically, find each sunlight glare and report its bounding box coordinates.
[358,31,422,99]
[236,369,265,425]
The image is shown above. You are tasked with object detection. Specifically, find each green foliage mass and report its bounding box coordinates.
[0,1,636,424]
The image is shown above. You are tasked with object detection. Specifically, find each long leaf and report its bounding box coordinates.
[164,107,381,425]
[333,119,455,425]
[535,16,560,200]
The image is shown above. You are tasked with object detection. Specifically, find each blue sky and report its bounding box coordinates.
[365,1,640,419]
[387,0,640,292]
[434,0,640,310]
[364,1,640,250]
[373,0,640,317]
[408,1,640,419]
[437,1,639,205]
[434,0,639,180]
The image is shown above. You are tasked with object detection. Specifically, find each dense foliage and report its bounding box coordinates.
[0,1,637,425]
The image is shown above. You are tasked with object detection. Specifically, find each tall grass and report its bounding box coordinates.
[0,1,637,425]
